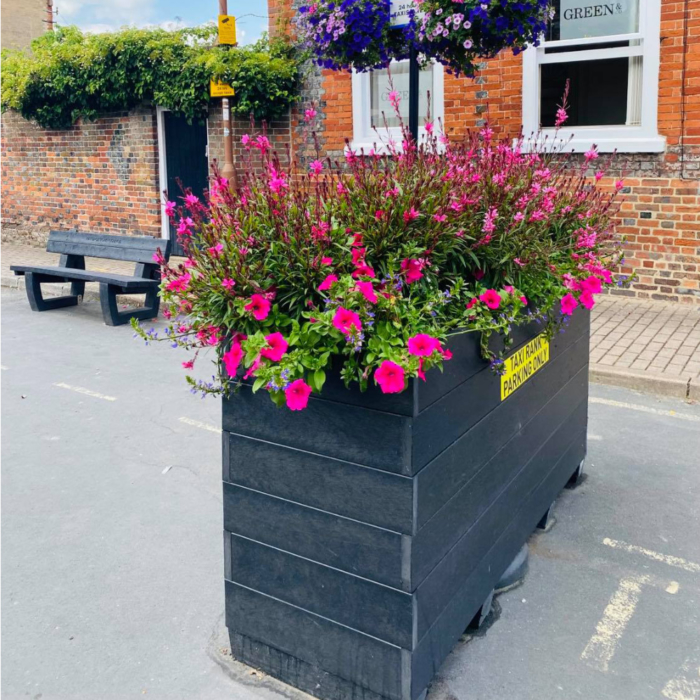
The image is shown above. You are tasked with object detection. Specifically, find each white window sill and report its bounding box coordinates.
[522,131,666,154]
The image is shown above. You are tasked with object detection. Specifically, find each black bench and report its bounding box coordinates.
[10,231,171,326]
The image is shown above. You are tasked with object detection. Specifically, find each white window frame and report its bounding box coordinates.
[350,61,445,154]
[521,0,664,153]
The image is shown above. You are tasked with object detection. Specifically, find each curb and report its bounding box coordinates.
[590,364,696,401]
[2,274,146,309]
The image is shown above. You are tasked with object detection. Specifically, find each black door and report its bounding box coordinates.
[163,112,209,257]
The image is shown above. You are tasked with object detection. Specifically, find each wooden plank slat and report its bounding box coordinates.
[223,483,407,589]
[224,433,414,534]
[9,266,158,290]
[226,534,413,648]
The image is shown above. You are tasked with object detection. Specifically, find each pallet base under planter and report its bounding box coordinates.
[222,310,590,700]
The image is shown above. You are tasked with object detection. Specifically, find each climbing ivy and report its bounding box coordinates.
[1,25,301,130]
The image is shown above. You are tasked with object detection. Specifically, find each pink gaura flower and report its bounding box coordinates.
[208,243,224,257]
[479,289,501,310]
[222,343,244,377]
[318,274,338,292]
[401,258,424,284]
[285,379,312,411]
[355,281,377,303]
[255,135,271,153]
[241,134,252,148]
[333,307,361,334]
[514,258,525,267]
[261,332,288,362]
[560,293,579,316]
[177,217,194,236]
[245,294,271,321]
[407,334,440,357]
[584,147,599,162]
[221,278,236,290]
[166,273,190,293]
[388,90,400,109]
[425,121,434,134]
[184,193,199,207]
[164,201,177,217]
[304,107,317,122]
[309,160,324,176]
[182,360,194,370]
[375,209,385,221]
[433,212,447,223]
[403,207,420,223]
[615,180,625,191]
[375,361,405,394]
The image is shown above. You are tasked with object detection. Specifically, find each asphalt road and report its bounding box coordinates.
[2,288,699,700]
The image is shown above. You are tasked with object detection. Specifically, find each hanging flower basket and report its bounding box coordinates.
[295,0,552,74]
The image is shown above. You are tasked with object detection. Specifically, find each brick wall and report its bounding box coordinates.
[271,0,700,304]
[1,106,162,245]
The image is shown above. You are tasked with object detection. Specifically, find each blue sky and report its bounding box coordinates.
[54,0,269,43]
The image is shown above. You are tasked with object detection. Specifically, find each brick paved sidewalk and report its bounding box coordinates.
[2,242,699,399]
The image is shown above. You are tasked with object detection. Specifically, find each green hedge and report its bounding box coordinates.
[1,25,301,130]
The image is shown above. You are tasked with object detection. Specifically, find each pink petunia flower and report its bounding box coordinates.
[261,332,288,362]
[375,361,405,394]
[401,258,424,284]
[318,274,338,292]
[321,257,333,265]
[285,379,312,411]
[580,276,602,294]
[222,343,243,377]
[579,291,595,310]
[208,243,224,257]
[407,334,440,357]
[245,294,271,321]
[466,298,478,310]
[560,293,579,316]
[520,296,528,305]
[333,307,361,335]
[355,281,377,303]
[479,289,501,310]
[182,360,194,370]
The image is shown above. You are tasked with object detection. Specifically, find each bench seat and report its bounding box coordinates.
[11,231,171,326]
[10,265,159,290]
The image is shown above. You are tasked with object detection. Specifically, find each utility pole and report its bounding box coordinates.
[218,0,237,187]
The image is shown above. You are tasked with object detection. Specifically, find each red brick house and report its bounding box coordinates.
[271,0,700,304]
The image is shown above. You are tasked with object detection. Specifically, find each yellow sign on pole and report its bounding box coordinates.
[210,81,235,98]
[218,15,237,45]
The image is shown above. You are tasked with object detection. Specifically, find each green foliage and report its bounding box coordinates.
[1,25,301,129]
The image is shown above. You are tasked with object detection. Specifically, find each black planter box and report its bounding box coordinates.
[222,310,590,700]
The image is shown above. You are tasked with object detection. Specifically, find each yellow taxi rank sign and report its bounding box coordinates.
[210,81,235,97]
[500,333,550,401]
[218,15,237,45]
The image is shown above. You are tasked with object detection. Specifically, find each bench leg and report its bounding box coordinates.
[99,283,161,327]
[25,272,81,312]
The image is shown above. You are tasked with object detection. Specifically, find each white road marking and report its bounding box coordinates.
[588,433,603,441]
[53,382,116,402]
[603,538,700,574]
[590,397,700,423]
[666,581,680,595]
[581,574,650,672]
[179,417,221,434]
[662,654,700,700]
[1,365,8,370]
